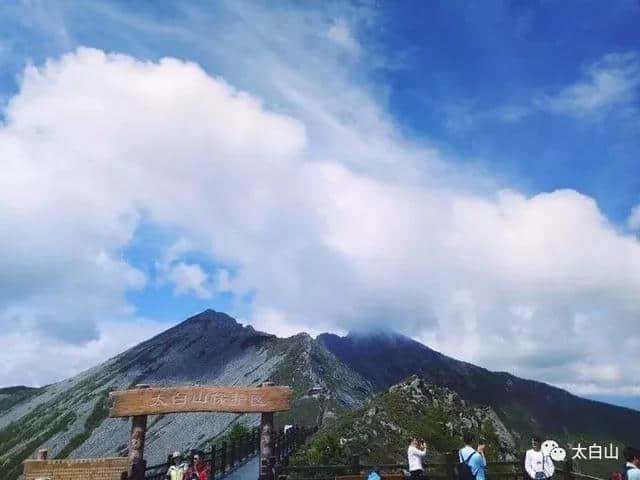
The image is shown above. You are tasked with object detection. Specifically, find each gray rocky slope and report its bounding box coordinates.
[0,310,372,479]
[4,310,640,480]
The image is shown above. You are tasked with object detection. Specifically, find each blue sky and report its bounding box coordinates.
[0,0,639,409]
[375,1,640,222]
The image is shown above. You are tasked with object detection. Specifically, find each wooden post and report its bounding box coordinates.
[260,413,275,479]
[274,430,280,463]
[351,454,360,475]
[269,456,277,480]
[260,382,276,480]
[446,451,456,480]
[210,445,217,477]
[128,384,150,480]
[260,457,268,480]
[220,441,227,473]
[37,449,48,460]
[564,457,573,480]
[521,453,528,480]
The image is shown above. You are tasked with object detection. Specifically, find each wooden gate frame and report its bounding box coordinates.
[108,382,292,480]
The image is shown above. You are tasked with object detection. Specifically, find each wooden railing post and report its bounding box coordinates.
[284,428,290,459]
[230,439,236,468]
[521,453,528,480]
[269,456,277,480]
[446,451,456,480]
[255,427,260,454]
[220,441,227,473]
[351,454,361,475]
[261,458,269,480]
[564,457,573,480]
[210,444,217,477]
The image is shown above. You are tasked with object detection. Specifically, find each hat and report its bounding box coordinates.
[172,451,182,458]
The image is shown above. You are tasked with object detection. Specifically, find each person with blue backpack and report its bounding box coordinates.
[458,432,487,480]
[368,467,382,480]
[617,447,640,480]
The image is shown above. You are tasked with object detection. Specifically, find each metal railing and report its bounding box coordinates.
[144,425,316,480]
[273,453,601,480]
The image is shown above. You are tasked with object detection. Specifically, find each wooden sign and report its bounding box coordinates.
[108,385,292,417]
[23,457,129,480]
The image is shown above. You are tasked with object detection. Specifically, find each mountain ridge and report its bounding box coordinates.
[317,329,640,449]
[1,310,639,480]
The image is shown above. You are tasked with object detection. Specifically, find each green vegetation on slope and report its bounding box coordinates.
[293,376,514,466]
[2,410,76,480]
[55,390,111,459]
[0,386,42,414]
[0,370,119,480]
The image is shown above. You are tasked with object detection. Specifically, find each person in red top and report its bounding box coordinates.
[186,452,210,480]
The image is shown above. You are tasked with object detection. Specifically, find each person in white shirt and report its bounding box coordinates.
[408,438,427,479]
[623,447,640,480]
[165,451,188,480]
[524,436,554,480]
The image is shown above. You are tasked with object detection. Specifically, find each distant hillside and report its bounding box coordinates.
[317,331,640,452]
[0,386,41,414]
[294,376,517,466]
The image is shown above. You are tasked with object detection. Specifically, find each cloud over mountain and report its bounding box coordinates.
[0,2,639,400]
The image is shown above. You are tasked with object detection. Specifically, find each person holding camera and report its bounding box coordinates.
[458,432,487,480]
[408,438,427,480]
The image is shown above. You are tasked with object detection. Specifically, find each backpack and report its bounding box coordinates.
[610,465,632,480]
[368,471,382,480]
[456,451,477,480]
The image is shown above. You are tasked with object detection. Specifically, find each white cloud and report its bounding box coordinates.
[0,318,168,387]
[167,262,213,299]
[537,52,640,117]
[327,19,361,55]
[628,205,640,231]
[445,52,640,129]
[1,3,640,399]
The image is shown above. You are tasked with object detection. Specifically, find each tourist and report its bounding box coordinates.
[458,432,487,480]
[623,447,640,480]
[186,451,211,480]
[368,467,382,480]
[524,436,554,480]
[407,438,427,480]
[165,451,188,480]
